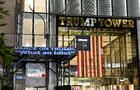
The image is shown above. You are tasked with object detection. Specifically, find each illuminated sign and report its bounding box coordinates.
[56,16,136,29]
[14,47,77,55]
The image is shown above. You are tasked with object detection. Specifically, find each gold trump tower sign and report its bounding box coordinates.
[56,16,136,29]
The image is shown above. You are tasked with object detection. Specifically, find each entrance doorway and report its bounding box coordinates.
[68,29,138,90]
[57,16,139,89]
[14,63,47,90]
[25,87,46,90]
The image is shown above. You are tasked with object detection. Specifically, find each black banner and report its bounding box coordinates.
[56,15,136,29]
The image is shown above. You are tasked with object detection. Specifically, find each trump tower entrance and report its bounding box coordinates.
[14,15,139,90]
[56,15,139,90]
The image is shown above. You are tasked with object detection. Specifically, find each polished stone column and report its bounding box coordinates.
[98,0,112,16]
[66,0,81,14]
[128,0,140,17]
[82,0,97,15]
[47,0,65,90]
[113,0,127,16]
[128,0,140,89]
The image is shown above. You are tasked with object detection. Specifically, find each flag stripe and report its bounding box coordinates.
[92,36,96,77]
[97,36,100,77]
[94,36,97,77]
[87,51,90,77]
[89,51,92,77]
[81,51,83,77]
[101,36,104,76]
[85,51,88,77]
[77,51,79,77]
[83,52,86,77]
[90,36,94,77]
[99,36,102,77]
[94,36,98,77]
[79,51,81,77]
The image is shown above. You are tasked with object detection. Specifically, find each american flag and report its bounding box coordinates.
[73,86,80,90]
[77,35,104,77]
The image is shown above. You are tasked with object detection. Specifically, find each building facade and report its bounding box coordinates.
[1,0,140,90]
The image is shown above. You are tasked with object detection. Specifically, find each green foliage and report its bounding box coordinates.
[0,1,5,4]
[0,1,15,88]
[0,34,17,88]
[0,76,4,88]
[0,34,17,67]
[0,1,9,26]
[0,23,7,26]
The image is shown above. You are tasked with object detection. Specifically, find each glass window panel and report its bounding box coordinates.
[70,57,77,65]
[64,36,69,47]
[25,87,37,90]
[103,36,111,76]
[34,14,46,34]
[26,63,46,87]
[111,36,119,68]
[58,41,63,47]
[126,33,132,62]
[22,35,32,47]
[24,0,33,12]
[102,36,109,47]
[69,36,75,40]
[58,35,75,47]
[35,0,46,12]
[38,88,46,90]
[35,35,46,47]
[58,36,63,47]
[69,35,76,48]
[23,13,32,34]
[58,24,138,86]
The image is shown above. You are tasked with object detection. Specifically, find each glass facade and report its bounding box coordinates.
[16,0,140,90]
[19,0,47,47]
[57,24,139,89]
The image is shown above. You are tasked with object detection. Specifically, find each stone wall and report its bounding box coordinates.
[0,0,17,46]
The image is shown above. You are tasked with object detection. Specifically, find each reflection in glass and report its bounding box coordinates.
[67,28,139,88]
[23,13,32,34]
[22,9,47,47]
[22,35,32,47]
[24,0,33,12]
[35,35,46,47]
[26,63,46,87]
[34,14,46,34]
[22,13,33,47]
[24,0,46,12]
[35,0,46,12]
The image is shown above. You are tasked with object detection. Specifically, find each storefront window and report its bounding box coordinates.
[25,63,46,90]
[24,0,46,12]
[21,0,47,47]
[57,16,139,89]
